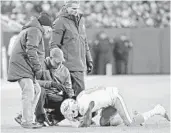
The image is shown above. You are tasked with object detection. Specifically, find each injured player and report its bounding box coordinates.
[60,86,170,127]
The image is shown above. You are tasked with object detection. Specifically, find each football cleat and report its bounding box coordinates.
[154,104,170,121]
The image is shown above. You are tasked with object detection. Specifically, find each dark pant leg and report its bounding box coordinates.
[97,54,106,75]
[49,101,64,121]
[44,95,64,122]
[120,61,128,74]
[70,71,85,96]
[115,60,128,74]
[115,60,122,74]
[124,61,128,74]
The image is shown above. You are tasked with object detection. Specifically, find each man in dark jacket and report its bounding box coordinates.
[50,0,93,96]
[7,12,52,129]
[113,34,133,74]
[94,31,113,75]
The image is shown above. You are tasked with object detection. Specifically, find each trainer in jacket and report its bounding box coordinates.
[35,48,75,125]
[7,17,45,82]
[38,57,74,98]
[50,1,93,95]
[7,12,52,129]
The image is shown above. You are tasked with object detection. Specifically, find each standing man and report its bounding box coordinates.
[7,12,52,129]
[94,31,113,75]
[113,34,133,74]
[50,0,93,96]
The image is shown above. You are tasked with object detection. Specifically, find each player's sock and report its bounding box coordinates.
[142,109,156,121]
[152,104,170,121]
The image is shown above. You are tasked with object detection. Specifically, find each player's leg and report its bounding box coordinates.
[113,94,132,126]
[132,104,170,125]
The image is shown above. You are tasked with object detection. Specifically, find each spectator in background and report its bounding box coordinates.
[1,1,170,28]
[91,39,99,75]
[95,31,113,75]
[7,12,52,129]
[50,0,93,96]
[113,34,133,74]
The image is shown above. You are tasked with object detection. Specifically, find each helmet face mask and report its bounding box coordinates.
[60,99,79,121]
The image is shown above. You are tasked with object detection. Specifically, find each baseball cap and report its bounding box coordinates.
[50,48,65,62]
[38,12,52,27]
[64,0,80,8]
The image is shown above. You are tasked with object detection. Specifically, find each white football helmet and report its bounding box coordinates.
[60,99,79,121]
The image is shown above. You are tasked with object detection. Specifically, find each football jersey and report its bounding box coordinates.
[77,86,119,116]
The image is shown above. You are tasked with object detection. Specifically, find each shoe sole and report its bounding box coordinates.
[164,112,170,121]
[14,118,22,125]
[22,126,42,129]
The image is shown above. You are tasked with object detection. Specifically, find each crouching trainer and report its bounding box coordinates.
[35,48,75,126]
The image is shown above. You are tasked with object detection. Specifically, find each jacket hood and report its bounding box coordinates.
[22,17,44,33]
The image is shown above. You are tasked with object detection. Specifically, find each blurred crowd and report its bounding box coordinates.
[87,31,133,75]
[1,1,170,28]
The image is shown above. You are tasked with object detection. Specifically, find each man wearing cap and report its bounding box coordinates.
[34,48,75,126]
[8,12,52,128]
[50,0,93,96]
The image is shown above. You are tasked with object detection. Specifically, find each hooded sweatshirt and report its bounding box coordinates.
[8,17,45,82]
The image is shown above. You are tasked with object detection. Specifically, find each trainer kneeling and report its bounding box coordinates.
[35,48,75,126]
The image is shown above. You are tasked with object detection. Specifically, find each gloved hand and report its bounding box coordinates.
[71,96,76,100]
[35,70,43,80]
[87,61,93,73]
[51,82,65,92]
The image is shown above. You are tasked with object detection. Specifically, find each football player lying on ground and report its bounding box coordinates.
[15,48,75,126]
[60,86,170,127]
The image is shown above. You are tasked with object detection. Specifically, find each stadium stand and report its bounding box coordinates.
[1,1,170,28]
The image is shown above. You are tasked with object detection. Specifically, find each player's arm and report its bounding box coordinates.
[79,101,95,127]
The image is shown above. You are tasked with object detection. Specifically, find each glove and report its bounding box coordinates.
[71,96,76,100]
[35,70,43,80]
[51,82,65,92]
[87,61,93,73]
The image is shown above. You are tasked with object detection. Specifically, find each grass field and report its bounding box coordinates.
[1,75,170,133]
